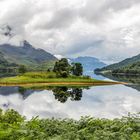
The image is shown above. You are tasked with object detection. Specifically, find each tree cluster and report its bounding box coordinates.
[53,58,83,78]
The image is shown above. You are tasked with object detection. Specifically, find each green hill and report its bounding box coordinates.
[0,40,57,71]
[95,54,140,75]
[0,52,18,75]
[112,61,140,75]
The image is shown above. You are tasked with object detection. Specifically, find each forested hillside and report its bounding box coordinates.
[95,54,140,75]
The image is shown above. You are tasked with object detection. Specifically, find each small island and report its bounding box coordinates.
[0,58,123,87]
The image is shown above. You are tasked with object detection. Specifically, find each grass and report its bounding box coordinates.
[0,72,123,86]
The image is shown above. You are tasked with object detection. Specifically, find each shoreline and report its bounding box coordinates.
[0,81,127,87]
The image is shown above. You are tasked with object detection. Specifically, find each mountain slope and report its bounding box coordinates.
[0,52,17,67]
[112,61,140,75]
[70,56,106,71]
[0,40,57,70]
[95,54,140,73]
[0,51,18,76]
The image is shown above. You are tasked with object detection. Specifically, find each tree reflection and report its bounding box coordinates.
[17,86,89,102]
[52,87,83,103]
[70,88,82,101]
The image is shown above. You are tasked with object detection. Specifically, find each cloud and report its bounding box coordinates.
[36,8,78,30]
[0,0,140,63]
[80,0,140,23]
[54,54,64,60]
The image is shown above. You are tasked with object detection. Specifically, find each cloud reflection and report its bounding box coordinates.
[0,85,139,120]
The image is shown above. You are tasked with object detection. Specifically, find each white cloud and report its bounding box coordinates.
[0,0,140,63]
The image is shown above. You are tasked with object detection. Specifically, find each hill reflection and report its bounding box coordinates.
[97,73,140,91]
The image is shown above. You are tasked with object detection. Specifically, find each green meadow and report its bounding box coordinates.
[0,72,119,86]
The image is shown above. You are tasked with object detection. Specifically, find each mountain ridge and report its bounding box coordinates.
[0,40,57,72]
[0,40,57,70]
[95,53,140,75]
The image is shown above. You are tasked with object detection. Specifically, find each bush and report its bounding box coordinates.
[0,109,139,139]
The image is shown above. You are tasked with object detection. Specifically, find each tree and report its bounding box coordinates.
[71,63,83,76]
[53,58,70,78]
[18,65,27,74]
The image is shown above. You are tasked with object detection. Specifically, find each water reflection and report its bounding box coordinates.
[16,86,88,103]
[0,84,139,120]
[84,71,107,80]
[52,87,83,103]
[99,73,140,91]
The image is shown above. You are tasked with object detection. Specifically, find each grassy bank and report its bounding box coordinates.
[0,72,122,86]
[0,109,140,140]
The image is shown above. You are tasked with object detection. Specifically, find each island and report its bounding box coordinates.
[0,58,124,87]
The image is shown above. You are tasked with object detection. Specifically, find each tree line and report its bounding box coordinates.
[14,58,83,77]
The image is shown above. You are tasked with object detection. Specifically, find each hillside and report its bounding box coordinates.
[112,61,140,75]
[0,51,18,68]
[0,52,11,67]
[0,52,18,75]
[70,56,106,71]
[0,40,57,70]
[95,54,140,74]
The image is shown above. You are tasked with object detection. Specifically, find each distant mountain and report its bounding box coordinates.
[69,56,106,71]
[95,54,140,74]
[0,40,57,70]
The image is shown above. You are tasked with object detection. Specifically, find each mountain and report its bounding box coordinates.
[0,52,10,67]
[0,52,18,76]
[111,61,140,75]
[69,56,106,71]
[0,51,17,67]
[95,54,140,74]
[0,40,57,70]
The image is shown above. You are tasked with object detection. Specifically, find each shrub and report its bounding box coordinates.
[0,109,139,139]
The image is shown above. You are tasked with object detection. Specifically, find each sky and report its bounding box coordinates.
[0,0,140,64]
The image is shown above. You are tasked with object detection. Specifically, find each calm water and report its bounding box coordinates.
[0,72,140,120]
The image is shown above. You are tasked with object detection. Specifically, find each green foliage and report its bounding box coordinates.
[18,65,27,74]
[0,71,99,85]
[0,109,140,139]
[95,54,140,74]
[53,58,84,78]
[71,63,83,76]
[53,58,71,78]
[112,61,140,75]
